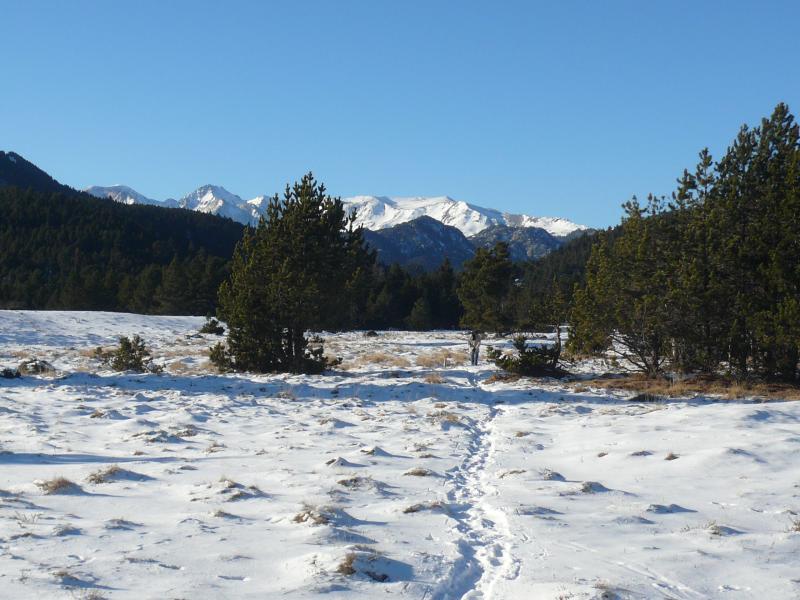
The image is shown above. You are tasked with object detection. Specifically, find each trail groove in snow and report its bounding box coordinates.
[435,398,519,600]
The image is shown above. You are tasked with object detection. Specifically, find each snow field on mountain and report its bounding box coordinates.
[1,311,799,599]
[85,184,586,237]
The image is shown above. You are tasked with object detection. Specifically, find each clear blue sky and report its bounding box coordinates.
[2,1,798,227]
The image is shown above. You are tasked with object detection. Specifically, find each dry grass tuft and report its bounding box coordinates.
[574,374,800,401]
[498,469,526,479]
[424,373,446,384]
[351,352,411,368]
[37,477,79,495]
[483,372,521,384]
[403,500,448,514]
[337,476,375,489]
[415,349,465,368]
[404,467,435,477]
[336,552,357,575]
[292,504,330,525]
[427,410,462,426]
[86,465,122,484]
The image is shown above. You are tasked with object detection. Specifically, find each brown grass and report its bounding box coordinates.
[292,504,330,525]
[346,351,411,369]
[404,467,436,477]
[86,465,122,484]
[424,373,446,384]
[415,349,465,368]
[336,552,357,575]
[79,346,114,359]
[427,410,462,425]
[573,374,800,401]
[37,477,79,495]
[483,372,521,385]
[403,500,448,514]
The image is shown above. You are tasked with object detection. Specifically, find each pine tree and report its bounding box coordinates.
[406,296,434,330]
[457,242,516,334]
[569,196,671,375]
[217,173,374,373]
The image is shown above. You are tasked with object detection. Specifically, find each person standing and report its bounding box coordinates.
[468,330,483,366]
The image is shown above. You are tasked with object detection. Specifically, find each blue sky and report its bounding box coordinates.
[2,1,798,227]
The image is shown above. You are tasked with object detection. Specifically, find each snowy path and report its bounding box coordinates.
[1,311,800,599]
[435,401,511,600]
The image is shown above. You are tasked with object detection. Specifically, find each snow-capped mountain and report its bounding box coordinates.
[177,185,262,224]
[85,185,177,208]
[86,184,263,224]
[84,185,586,238]
[341,195,585,238]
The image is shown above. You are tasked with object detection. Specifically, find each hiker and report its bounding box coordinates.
[468,330,483,366]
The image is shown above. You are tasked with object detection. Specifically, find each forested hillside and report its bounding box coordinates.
[0,186,244,313]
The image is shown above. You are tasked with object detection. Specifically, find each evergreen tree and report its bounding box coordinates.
[217,173,374,373]
[571,103,800,381]
[570,195,671,375]
[406,296,434,330]
[457,242,515,333]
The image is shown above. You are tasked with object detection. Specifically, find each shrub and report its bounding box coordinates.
[209,342,232,372]
[108,335,162,373]
[200,316,225,335]
[486,335,568,377]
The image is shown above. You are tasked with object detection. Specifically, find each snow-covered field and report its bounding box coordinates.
[1,311,799,599]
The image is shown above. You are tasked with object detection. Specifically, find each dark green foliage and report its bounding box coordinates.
[486,335,567,377]
[516,229,617,318]
[108,335,160,373]
[570,195,673,376]
[200,316,225,335]
[217,173,374,373]
[0,186,241,314]
[570,103,800,381]
[363,259,462,330]
[457,242,516,333]
[406,297,433,330]
[209,342,232,372]
[0,151,73,194]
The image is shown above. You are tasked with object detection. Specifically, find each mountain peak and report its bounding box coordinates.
[85,184,163,206]
[341,195,585,238]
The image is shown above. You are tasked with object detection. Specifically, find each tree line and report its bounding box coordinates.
[0,182,592,332]
[569,103,800,382]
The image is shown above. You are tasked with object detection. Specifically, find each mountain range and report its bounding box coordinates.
[1,150,592,269]
[85,183,589,268]
[85,184,585,237]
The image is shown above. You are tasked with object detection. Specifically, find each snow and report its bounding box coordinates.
[2,310,798,599]
[85,185,177,208]
[83,184,587,236]
[341,195,587,237]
